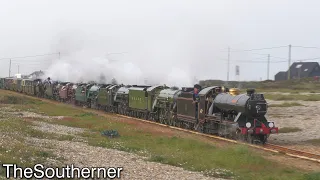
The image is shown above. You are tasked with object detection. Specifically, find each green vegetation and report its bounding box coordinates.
[0,95,43,104]
[0,90,319,180]
[0,117,65,177]
[278,127,303,133]
[304,172,320,180]
[304,139,320,145]
[200,77,320,91]
[264,94,320,101]
[269,102,304,107]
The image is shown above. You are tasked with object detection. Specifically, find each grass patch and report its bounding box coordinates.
[0,95,43,104]
[265,94,320,101]
[304,139,320,145]
[269,102,304,107]
[0,118,62,177]
[304,172,320,180]
[0,90,319,180]
[278,127,303,133]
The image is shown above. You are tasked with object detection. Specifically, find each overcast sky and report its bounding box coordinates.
[0,0,320,86]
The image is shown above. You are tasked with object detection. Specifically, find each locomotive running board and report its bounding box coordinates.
[234,112,241,122]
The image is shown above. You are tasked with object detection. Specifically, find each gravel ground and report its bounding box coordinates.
[26,137,227,180]
[266,100,320,153]
[0,107,228,180]
[267,100,320,143]
[32,121,84,136]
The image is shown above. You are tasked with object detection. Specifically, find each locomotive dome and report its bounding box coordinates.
[229,88,240,96]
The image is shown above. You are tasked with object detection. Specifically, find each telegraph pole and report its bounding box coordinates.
[267,54,270,80]
[227,47,230,82]
[288,44,291,80]
[18,65,19,74]
[9,59,11,77]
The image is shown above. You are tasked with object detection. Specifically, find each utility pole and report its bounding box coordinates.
[9,59,11,77]
[18,65,19,74]
[227,47,230,82]
[288,44,291,80]
[267,54,270,80]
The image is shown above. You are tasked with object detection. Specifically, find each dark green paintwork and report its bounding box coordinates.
[75,84,94,102]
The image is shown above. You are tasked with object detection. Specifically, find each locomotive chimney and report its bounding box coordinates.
[247,88,255,95]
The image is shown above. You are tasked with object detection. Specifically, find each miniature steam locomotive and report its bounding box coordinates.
[0,77,278,144]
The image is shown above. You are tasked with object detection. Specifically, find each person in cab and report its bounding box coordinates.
[192,84,201,122]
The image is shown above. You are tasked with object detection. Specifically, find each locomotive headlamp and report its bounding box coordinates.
[268,122,274,128]
[246,122,251,128]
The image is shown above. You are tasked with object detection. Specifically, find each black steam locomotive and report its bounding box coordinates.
[209,88,277,143]
[174,85,278,144]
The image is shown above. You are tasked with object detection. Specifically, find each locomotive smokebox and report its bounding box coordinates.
[246,89,255,95]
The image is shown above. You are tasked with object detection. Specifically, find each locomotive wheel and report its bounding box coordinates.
[247,135,254,144]
[235,129,245,142]
[159,109,165,124]
[259,135,267,144]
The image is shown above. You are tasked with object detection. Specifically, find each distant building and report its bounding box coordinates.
[274,62,320,81]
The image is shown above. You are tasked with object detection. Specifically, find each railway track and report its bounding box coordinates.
[3,90,320,164]
[116,114,320,164]
[263,143,320,163]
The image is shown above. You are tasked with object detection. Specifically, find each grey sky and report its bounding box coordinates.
[0,0,320,86]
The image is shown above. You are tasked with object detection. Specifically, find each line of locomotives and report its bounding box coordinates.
[0,77,278,144]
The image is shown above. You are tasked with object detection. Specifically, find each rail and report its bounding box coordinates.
[264,143,320,163]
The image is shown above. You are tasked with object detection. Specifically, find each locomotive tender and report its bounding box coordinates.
[0,76,278,144]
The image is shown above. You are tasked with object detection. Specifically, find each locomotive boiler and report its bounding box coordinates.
[213,88,267,117]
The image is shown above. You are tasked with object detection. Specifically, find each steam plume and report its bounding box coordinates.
[42,30,194,87]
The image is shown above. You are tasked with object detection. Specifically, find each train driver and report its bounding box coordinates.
[193,85,200,122]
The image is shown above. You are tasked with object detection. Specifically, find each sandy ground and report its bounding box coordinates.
[266,99,320,153]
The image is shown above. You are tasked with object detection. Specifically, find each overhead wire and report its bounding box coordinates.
[229,46,288,52]
[291,45,320,49]
[0,52,59,61]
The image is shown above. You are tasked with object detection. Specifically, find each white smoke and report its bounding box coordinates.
[42,31,194,87]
